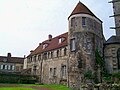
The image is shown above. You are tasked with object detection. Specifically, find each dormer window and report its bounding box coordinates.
[43,44,48,49]
[59,37,65,44]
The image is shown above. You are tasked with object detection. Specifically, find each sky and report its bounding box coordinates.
[0,0,115,57]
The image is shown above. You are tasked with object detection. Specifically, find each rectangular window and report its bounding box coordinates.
[34,56,36,62]
[43,53,47,60]
[82,17,86,26]
[71,17,75,27]
[12,65,15,70]
[0,65,3,69]
[50,68,52,78]
[70,38,76,51]
[33,66,37,75]
[53,68,56,76]
[61,65,66,78]
[5,65,7,70]
[8,65,11,70]
[51,52,53,58]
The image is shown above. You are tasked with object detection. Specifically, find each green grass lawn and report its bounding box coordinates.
[0,87,36,90]
[0,84,72,90]
[40,84,71,90]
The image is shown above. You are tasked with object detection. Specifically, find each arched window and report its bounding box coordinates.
[117,48,120,69]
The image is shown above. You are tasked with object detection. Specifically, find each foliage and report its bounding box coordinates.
[84,70,94,79]
[0,73,37,84]
[95,49,104,68]
[112,72,120,79]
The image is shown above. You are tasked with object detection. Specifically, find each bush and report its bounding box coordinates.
[0,73,37,84]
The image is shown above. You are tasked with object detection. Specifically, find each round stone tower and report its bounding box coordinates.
[68,2,104,89]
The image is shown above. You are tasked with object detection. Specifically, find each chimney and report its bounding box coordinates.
[30,50,34,53]
[39,43,42,46]
[7,53,11,61]
[7,53,11,58]
[24,55,26,58]
[48,34,52,40]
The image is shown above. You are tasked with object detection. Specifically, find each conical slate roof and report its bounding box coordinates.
[68,2,100,21]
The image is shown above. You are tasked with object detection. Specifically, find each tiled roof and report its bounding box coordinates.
[68,2,102,22]
[104,36,120,45]
[28,32,68,56]
[0,56,24,64]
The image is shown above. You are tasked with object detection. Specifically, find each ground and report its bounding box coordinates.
[0,84,71,90]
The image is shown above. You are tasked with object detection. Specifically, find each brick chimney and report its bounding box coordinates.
[7,53,11,60]
[30,50,34,53]
[48,34,52,40]
[7,53,11,58]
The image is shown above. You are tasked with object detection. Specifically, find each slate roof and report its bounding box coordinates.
[28,32,68,56]
[0,55,24,64]
[104,36,120,45]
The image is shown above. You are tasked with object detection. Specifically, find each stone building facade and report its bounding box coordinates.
[24,2,105,88]
[25,33,68,85]
[104,0,120,74]
[0,53,24,74]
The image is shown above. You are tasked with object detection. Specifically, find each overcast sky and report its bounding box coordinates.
[0,0,115,57]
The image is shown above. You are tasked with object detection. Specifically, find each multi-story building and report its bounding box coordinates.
[0,53,24,74]
[24,2,105,88]
[104,0,120,74]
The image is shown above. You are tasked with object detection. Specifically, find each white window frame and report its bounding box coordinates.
[12,65,15,70]
[5,65,7,70]
[0,65,3,69]
[8,65,11,70]
[70,38,76,51]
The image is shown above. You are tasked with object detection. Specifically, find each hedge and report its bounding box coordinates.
[0,73,37,84]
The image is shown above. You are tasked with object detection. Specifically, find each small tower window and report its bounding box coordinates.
[71,17,75,27]
[82,17,86,26]
[70,38,76,51]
